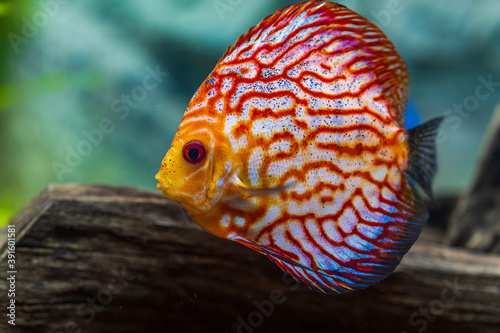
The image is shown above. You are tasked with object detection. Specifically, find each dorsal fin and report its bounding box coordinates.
[220,2,344,60]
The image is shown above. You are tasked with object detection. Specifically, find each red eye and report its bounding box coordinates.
[182,141,206,164]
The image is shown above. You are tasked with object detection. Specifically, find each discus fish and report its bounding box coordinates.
[156,1,442,294]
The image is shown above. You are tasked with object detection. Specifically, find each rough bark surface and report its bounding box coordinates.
[0,184,499,333]
[445,103,500,252]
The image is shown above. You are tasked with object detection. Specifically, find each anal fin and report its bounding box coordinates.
[229,233,367,295]
[267,254,356,294]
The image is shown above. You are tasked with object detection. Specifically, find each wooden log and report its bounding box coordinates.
[444,102,500,252]
[0,184,499,333]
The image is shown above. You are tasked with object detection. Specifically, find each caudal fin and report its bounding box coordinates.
[407,117,444,199]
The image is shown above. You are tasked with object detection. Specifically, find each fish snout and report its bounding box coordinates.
[155,172,171,193]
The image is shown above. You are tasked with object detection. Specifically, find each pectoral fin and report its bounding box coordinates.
[234,176,293,198]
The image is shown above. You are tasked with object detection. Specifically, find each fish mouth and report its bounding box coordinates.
[155,172,211,213]
[155,172,171,194]
[156,181,166,193]
[155,173,194,206]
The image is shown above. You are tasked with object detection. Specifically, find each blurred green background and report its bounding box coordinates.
[1,0,500,226]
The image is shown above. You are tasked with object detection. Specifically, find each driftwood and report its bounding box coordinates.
[0,184,499,333]
[445,102,500,252]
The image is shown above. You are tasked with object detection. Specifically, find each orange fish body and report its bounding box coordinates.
[156,1,442,294]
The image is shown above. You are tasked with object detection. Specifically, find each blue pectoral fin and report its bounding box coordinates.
[407,117,444,200]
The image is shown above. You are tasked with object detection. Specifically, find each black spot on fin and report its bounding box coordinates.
[407,117,444,200]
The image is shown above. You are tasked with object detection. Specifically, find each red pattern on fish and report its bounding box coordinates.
[156,1,442,294]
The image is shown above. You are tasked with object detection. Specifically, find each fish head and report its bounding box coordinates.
[155,126,234,218]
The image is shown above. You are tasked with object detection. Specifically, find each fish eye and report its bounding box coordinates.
[182,141,206,164]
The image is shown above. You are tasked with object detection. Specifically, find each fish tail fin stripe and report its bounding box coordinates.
[406,117,444,199]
